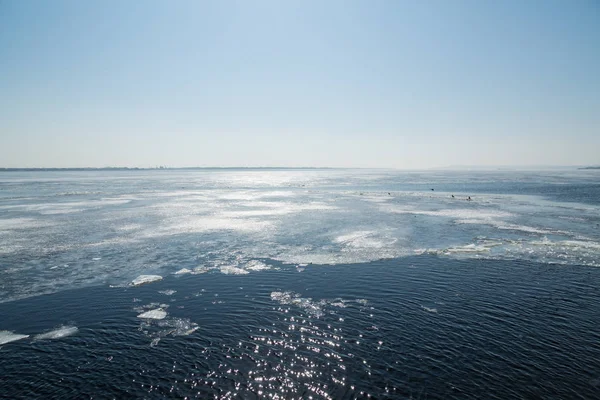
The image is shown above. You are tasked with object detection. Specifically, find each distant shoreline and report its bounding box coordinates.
[0,166,596,172]
[0,167,337,172]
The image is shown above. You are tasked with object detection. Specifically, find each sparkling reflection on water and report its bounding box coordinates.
[1,257,600,399]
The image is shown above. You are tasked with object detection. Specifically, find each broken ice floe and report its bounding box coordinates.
[137,308,168,320]
[138,315,199,347]
[270,292,373,318]
[0,330,29,345]
[174,268,192,275]
[245,260,271,271]
[219,265,249,275]
[131,275,163,286]
[34,326,78,340]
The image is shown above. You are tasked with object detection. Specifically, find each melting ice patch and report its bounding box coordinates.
[137,308,168,320]
[0,331,29,345]
[174,268,192,275]
[192,266,213,275]
[220,265,249,275]
[270,292,372,318]
[156,318,199,336]
[330,299,348,308]
[117,224,142,232]
[388,206,573,237]
[12,199,132,215]
[245,260,271,271]
[218,190,296,201]
[138,316,199,347]
[34,326,78,340]
[560,240,600,250]
[416,239,511,257]
[145,216,274,237]
[384,206,513,221]
[270,291,325,318]
[334,231,391,249]
[495,223,570,236]
[444,244,491,254]
[2,170,599,304]
[511,238,600,267]
[417,237,600,267]
[131,275,163,286]
[0,217,49,231]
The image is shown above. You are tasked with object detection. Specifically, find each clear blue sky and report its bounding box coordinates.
[1,0,598,168]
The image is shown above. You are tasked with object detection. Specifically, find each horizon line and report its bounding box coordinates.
[0,165,597,172]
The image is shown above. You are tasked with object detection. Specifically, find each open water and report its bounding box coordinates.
[1,169,599,399]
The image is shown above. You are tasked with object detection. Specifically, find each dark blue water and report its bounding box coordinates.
[1,257,600,399]
[1,169,600,398]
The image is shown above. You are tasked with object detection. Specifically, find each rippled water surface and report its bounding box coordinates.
[1,169,600,399]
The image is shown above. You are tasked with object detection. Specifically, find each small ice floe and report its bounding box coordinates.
[158,290,177,296]
[270,291,325,318]
[444,244,489,254]
[421,305,438,313]
[174,268,192,275]
[413,248,436,255]
[192,266,212,274]
[92,257,102,261]
[0,330,29,345]
[157,318,199,336]
[330,299,348,308]
[245,260,270,271]
[34,326,78,340]
[219,265,249,275]
[137,308,167,320]
[142,318,199,347]
[131,275,163,286]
